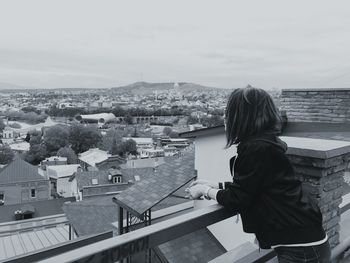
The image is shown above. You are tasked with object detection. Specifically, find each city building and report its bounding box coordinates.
[78,148,111,170]
[41,156,68,169]
[46,164,81,198]
[0,158,50,205]
[0,197,76,261]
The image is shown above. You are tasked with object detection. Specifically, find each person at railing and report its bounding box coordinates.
[187,86,331,263]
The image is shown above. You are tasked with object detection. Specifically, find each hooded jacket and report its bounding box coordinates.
[216,134,326,249]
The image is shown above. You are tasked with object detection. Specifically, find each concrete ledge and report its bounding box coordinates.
[283,122,350,133]
[281,136,350,159]
[282,88,350,92]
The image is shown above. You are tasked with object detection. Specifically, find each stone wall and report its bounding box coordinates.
[283,136,350,248]
[280,88,350,123]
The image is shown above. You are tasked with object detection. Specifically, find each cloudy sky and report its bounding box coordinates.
[1,0,350,89]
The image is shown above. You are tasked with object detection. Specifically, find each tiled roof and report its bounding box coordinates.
[152,192,190,211]
[119,167,158,182]
[75,166,162,190]
[158,229,226,263]
[82,183,131,199]
[75,170,110,190]
[63,196,118,236]
[0,158,45,185]
[0,197,75,223]
[95,156,126,170]
[120,157,165,169]
[113,149,196,218]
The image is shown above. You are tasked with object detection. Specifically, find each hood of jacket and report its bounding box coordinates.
[243,133,288,153]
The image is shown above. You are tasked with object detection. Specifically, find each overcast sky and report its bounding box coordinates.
[1,0,350,89]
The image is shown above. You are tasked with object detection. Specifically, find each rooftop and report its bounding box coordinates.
[63,196,118,237]
[43,156,68,162]
[0,158,46,185]
[73,170,111,189]
[0,197,75,223]
[0,225,71,261]
[78,148,111,167]
[46,164,81,179]
[121,157,166,169]
[158,228,225,263]
[8,141,30,152]
[79,113,116,121]
[113,149,195,218]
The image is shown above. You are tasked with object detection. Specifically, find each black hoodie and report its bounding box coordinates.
[216,134,326,249]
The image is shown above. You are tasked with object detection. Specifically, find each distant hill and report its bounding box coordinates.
[0,82,35,92]
[0,82,101,93]
[111,82,225,95]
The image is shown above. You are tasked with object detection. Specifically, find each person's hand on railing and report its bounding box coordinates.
[185,184,211,200]
[189,179,218,189]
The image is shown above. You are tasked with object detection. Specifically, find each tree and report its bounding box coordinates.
[28,130,42,146]
[109,138,137,157]
[8,122,21,129]
[57,146,78,164]
[25,144,47,165]
[24,132,30,142]
[0,119,5,132]
[111,106,125,117]
[124,139,137,155]
[24,130,47,165]
[43,125,70,154]
[187,115,199,125]
[201,115,224,128]
[110,138,125,156]
[169,131,179,138]
[124,114,133,125]
[0,145,15,165]
[69,124,102,154]
[163,127,173,136]
[21,106,40,114]
[99,129,123,152]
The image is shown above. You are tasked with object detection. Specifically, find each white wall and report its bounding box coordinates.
[57,177,71,198]
[194,133,235,183]
[193,133,256,251]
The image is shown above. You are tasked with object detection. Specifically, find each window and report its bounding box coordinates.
[113,176,122,184]
[30,189,36,198]
[0,193,4,206]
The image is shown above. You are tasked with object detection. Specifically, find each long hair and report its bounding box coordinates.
[225,85,282,147]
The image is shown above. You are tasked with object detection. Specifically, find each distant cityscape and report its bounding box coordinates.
[0,82,281,262]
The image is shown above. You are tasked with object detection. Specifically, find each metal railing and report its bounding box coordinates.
[5,198,350,263]
[34,204,235,263]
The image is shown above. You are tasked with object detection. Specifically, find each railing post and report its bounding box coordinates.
[284,137,350,248]
[118,206,124,235]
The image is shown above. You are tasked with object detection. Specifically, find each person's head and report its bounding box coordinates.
[225,85,281,147]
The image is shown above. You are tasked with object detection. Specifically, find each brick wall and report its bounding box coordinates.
[281,88,350,123]
[284,137,350,248]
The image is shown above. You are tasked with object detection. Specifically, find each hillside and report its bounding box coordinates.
[111,82,225,95]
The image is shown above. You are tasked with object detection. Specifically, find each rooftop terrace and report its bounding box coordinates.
[1,135,349,263]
